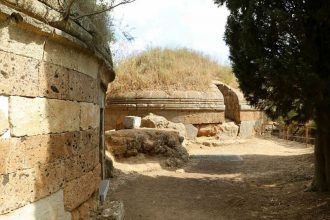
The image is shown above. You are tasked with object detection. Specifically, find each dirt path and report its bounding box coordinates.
[107,138,330,220]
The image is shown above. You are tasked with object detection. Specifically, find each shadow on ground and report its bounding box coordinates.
[108,153,330,220]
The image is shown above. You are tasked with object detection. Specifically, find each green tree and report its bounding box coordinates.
[214,0,330,191]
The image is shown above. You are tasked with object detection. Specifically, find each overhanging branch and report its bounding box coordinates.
[73,0,136,20]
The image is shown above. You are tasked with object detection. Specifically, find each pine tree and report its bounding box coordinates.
[215,0,330,191]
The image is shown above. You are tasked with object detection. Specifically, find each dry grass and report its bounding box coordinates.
[108,48,237,95]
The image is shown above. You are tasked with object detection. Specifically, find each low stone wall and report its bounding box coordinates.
[0,2,114,219]
[106,84,226,130]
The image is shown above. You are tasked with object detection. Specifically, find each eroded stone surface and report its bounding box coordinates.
[44,39,99,79]
[141,113,186,138]
[0,190,71,220]
[38,61,70,100]
[0,25,45,60]
[0,130,99,175]
[0,160,64,214]
[69,70,98,103]
[0,51,39,97]
[9,96,80,136]
[105,129,188,162]
[80,102,100,130]
[64,147,99,182]
[64,164,101,211]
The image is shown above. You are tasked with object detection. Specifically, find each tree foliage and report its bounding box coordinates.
[215,0,330,127]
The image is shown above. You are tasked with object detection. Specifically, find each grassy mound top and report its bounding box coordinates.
[108,48,237,95]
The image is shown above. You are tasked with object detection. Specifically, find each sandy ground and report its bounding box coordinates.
[107,137,330,220]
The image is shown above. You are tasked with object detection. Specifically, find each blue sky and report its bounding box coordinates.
[112,0,230,64]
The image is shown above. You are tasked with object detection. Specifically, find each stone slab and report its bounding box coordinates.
[0,190,71,220]
[123,116,141,129]
[184,124,198,140]
[239,120,258,138]
[9,96,80,136]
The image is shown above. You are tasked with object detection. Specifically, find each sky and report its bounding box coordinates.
[111,0,230,64]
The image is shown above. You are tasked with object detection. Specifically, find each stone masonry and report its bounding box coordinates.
[106,83,226,130]
[0,1,114,219]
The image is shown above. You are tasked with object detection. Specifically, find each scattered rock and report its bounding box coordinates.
[141,113,169,128]
[141,113,186,138]
[217,122,239,140]
[105,129,189,164]
[91,200,124,220]
[123,116,141,129]
[238,120,258,138]
[197,122,239,140]
[184,124,198,140]
[197,124,219,137]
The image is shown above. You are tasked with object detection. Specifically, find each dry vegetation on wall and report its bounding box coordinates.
[108,48,237,94]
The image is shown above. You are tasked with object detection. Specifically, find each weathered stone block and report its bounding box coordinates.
[20,132,79,168]
[0,96,9,137]
[38,61,70,99]
[0,138,21,174]
[33,161,65,200]
[106,129,188,161]
[64,164,101,211]
[184,124,198,140]
[0,51,39,97]
[44,39,99,79]
[123,116,141,129]
[64,148,99,182]
[0,169,35,214]
[0,161,64,213]
[80,102,100,130]
[9,96,80,136]
[79,129,99,155]
[239,120,258,138]
[69,71,98,103]
[0,190,71,220]
[0,132,82,175]
[0,25,45,60]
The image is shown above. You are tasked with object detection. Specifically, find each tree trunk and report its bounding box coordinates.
[311,125,330,191]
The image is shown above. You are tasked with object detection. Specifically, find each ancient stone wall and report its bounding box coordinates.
[216,82,266,138]
[106,85,226,130]
[0,2,114,219]
[217,84,240,123]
